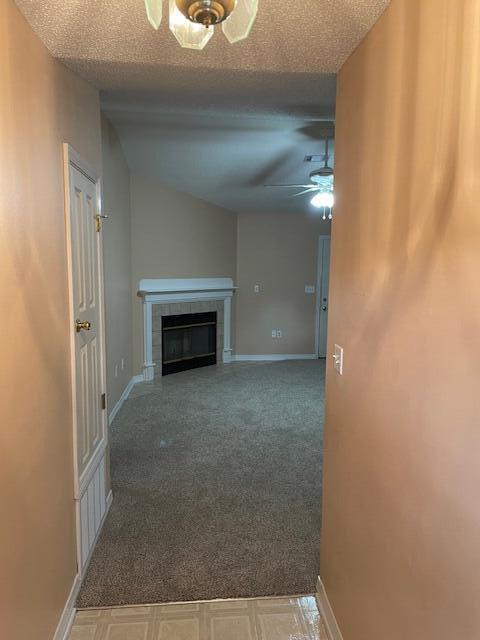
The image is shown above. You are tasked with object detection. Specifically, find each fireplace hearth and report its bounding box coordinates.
[162,312,217,376]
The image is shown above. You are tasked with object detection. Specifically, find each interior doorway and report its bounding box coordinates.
[316,235,331,359]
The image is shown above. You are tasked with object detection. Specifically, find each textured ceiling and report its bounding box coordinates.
[15,0,390,212]
[105,109,336,213]
[15,0,390,86]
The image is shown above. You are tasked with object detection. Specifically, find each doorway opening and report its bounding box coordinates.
[76,115,334,609]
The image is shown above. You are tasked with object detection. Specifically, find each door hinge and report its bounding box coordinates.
[95,213,109,232]
[101,393,106,410]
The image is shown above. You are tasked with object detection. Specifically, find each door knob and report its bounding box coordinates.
[322,306,327,311]
[75,319,91,332]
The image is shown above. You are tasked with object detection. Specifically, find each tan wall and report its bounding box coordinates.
[235,212,330,355]
[0,2,101,639]
[101,116,133,409]
[130,175,237,373]
[321,1,480,639]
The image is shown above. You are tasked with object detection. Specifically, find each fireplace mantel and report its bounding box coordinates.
[138,278,236,296]
[138,278,237,380]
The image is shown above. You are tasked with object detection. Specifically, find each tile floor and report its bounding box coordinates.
[69,595,328,640]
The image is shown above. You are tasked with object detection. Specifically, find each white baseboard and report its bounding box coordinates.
[316,576,344,640]
[108,375,144,425]
[232,354,318,362]
[53,573,81,640]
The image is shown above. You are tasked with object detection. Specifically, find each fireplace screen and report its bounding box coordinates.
[162,312,217,376]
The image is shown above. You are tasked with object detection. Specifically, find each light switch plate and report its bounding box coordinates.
[254,284,260,293]
[333,344,344,375]
[272,330,277,338]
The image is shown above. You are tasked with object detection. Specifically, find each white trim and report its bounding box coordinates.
[108,375,144,425]
[222,296,233,364]
[138,278,236,379]
[78,439,107,498]
[52,573,81,640]
[80,489,113,575]
[138,277,236,295]
[78,592,314,611]
[315,235,331,358]
[316,576,344,640]
[232,354,318,362]
[76,450,111,574]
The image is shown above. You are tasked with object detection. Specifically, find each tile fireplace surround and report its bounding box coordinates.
[138,278,236,381]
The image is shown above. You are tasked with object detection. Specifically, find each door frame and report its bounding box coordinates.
[315,235,331,358]
[63,143,109,576]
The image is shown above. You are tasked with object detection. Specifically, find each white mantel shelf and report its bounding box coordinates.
[138,278,237,381]
[138,278,237,296]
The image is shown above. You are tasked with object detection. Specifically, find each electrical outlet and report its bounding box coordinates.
[305,285,315,294]
[333,344,344,375]
[276,330,282,338]
[254,284,260,293]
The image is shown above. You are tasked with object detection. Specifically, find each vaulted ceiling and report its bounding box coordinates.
[16,0,390,212]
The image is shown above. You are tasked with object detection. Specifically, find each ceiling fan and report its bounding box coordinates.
[265,136,335,219]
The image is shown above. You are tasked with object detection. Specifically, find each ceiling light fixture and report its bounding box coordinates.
[264,133,335,220]
[311,191,334,220]
[311,191,334,209]
[145,0,258,49]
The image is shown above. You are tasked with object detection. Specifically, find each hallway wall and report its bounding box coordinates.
[0,1,102,639]
[101,115,133,410]
[236,211,330,356]
[321,1,480,639]
[130,174,237,374]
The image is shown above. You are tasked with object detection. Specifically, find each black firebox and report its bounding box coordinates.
[162,312,217,376]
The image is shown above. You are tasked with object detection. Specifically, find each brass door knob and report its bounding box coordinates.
[75,319,92,333]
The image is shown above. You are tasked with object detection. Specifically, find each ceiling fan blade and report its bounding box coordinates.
[264,184,313,189]
[293,188,318,197]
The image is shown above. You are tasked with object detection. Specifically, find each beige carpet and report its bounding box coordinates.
[77,360,325,607]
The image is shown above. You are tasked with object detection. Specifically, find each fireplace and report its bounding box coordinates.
[162,312,217,376]
[138,278,235,381]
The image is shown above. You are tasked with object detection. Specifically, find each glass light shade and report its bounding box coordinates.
[311,191,335,209]
[145,0,162,29]
[222,0,258,43]
[169,0,215,49]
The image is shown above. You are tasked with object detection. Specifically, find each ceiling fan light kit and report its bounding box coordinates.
[145,0,258,49]
[311,191,334,220]
[265,135,335,220]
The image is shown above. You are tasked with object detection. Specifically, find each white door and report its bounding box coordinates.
[64,146,109,573]
[316,236,331,358]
